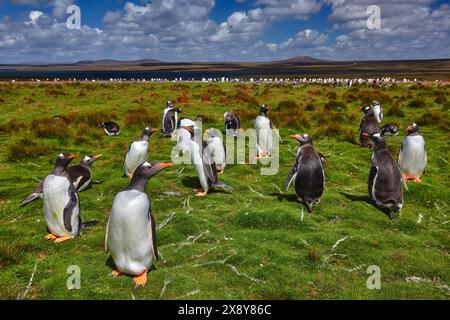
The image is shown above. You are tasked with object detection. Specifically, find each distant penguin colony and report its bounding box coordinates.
[21,96,427,286]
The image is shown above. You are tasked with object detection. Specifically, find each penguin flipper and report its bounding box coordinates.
[63,186,78,233]
[21,180,44,206]
[149,211,159,261]
[202,143,218,183]
[285,170,297,191]
[398,142,403,165]
[105,218,110,252]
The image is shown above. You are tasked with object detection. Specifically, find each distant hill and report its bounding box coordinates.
[275,56,327,63]
[74,59,164,66]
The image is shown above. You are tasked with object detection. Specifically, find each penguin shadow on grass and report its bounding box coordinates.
[269,192,298,203]
[339,192,397,220]
[181,176,231,195]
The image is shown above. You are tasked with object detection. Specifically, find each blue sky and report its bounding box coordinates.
[0,0,449,63]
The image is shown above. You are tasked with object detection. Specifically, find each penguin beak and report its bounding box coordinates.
[93,154,103,159]
[151,128,158,133]
[358,106,363,110]
[68,154,77,159]
[361,132,369,137]
[158,162,174,169]
[289,134,300,139]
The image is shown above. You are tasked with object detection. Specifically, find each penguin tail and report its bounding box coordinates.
[211,181,233,193]
[20,193,41,206]
[81,220,98,229]
[305,201,314,213]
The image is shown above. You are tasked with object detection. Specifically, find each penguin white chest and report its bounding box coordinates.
[126,141,149,174]
[207,137,226,170]
[107,190,154,275]
[43,175,77,237]
[190,141,209,191]
[400,135,426,176]
[255,116,272,154]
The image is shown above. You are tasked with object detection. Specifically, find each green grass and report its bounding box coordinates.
[0,82,448,300]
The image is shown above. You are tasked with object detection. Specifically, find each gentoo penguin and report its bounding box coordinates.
[205,128,226,174]
[43,153,81,243]
[124,127,157,178]
[358,106,379,148]
[101,122,121,136]
[362,132,404,213]
[161,101,182,137]
[21,154,103,206]
[175,117,200,155]
[285,134,325,213]
[181,126,232,196]
[224,111,240,137]
[371,101,383,123]
[255,104,272,159]
[398,123,427,182]
[106,161,173,287]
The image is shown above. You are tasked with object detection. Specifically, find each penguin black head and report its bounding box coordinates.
[195,115,203,122]
[359,106,371,115]
[174,107,182,113]
[290,133,313,145]
[80,154,103,166]
[167,100,173,108]
[406,123,419,134]
[361,132,386,149]
[54,153,77,168]
[260,104,270,115]
[380,124,399,137]
[371,101,380,107]
[142,127,158,137]
[129,161,174,190]
[205,128,220,139]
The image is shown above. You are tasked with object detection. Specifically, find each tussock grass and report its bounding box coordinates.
[7,137,54,161]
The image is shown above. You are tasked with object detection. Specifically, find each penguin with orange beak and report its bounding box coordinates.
[124,127,158,178]
[43,153,81,243]
[398,123,427,182]
[106,161,173,287]
[285,134,325,213]
[21,154,103,206]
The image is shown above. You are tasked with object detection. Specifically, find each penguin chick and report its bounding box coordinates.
[285,134,325,213]
[363,132,404,214]
[106,161,173,287]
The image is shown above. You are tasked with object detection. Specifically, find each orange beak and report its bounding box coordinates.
[151,128,158,133]
[358,106,363,110]
[94,154,103,159]
[361,132,369,137]
[68,154,77,159]
[290,134,300,139]
[158,162,174,169]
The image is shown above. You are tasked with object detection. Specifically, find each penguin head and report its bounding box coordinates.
[359,106,371,115]
[380,124,399,137]
[133,161,174,180]
[142,127,158,136]
[167,100,173,108]
[55,153,77,168]
[290,133,312,145]
[260,104,270,115]
[406,123,419,134]
[81,154,103,166]
[174,107,182,113]
[361,132,385,148]
[205,128,220,139]
[195,115,203,122]
[371,101,380,107]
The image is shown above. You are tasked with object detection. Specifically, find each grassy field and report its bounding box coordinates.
[0,81,448,299]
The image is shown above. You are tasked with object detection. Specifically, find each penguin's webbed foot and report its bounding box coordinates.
[216,169,224,175]
[110,270,124,278]
[194,189,207,197]
[413,177,422,183]
[133,272,147,287]
[44,233,57,241]
[54,236,73,243]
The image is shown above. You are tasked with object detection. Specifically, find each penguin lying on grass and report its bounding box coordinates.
[124,127,158,178]
[181,125,232,196]
[362,132,404,215]
[101,122,121,136]
[106,161,173,287]
[21,154,103,206]
[43,153,96,243]
[285,134,325,213]
[205,128,226,174]
[398,123,427,183]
